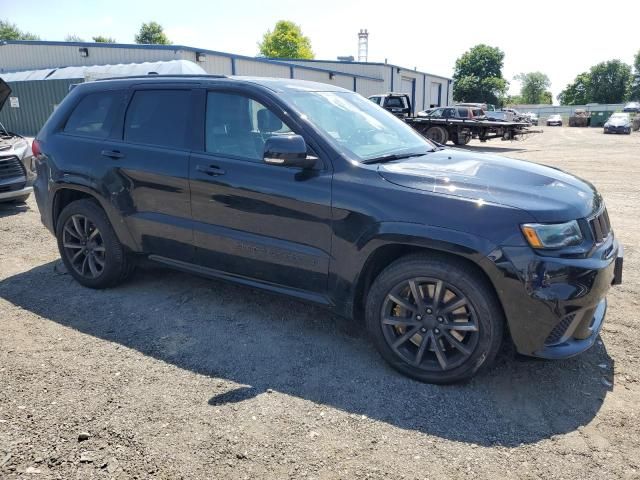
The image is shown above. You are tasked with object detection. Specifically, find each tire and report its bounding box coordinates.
[425,126,449,145]
[452,132,471,146]
[56,199,134,289]
[365,253,504,384]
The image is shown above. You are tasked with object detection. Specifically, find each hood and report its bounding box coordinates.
[606,117,629,126]
[376,149,601,222]
[0,79,10,111]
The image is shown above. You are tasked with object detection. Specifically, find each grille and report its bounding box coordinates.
[545,314,576,346]
[0,156,26,181]
[589,208,611,244]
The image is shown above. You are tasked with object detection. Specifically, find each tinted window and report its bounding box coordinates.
[370,96,381,105]
[429,108,444,118]
[457,108,469,118]
[386,97,406,108]
[124,90,190,148]
[205,92,292,161]
[64,91,123,138]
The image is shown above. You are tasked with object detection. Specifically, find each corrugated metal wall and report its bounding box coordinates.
[0,79,76,136]
[0,43,181,72]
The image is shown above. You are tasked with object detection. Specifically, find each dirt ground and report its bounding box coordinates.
[1,126,639,479]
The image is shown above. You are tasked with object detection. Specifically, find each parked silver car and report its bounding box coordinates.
[0,79,34,203]
[546,114,563,127]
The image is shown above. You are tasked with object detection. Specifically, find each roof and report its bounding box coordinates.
[0,41,384,82]
[86,75,352,93]
[0,60,206,82]
[270,57,453,81]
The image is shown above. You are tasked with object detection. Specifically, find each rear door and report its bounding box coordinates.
[99,86,196,261]
[189,87,333,296]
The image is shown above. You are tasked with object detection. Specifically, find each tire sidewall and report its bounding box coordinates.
[366,257,502,384]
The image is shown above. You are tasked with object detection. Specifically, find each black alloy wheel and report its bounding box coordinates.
[62,214,106,279]
[381,277,480,372]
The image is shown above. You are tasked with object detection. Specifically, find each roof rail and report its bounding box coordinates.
[94,74,227,82]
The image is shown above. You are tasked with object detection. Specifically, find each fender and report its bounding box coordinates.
[328,221,500,319]
[50,177,139,252]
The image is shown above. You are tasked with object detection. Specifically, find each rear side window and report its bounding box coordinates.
[457,108,469,118]
[124,90,191,148]
[64,91,123,138]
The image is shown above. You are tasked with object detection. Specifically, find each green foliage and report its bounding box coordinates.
[558,72,590,105]
[452,44,507,105]
[258,20,314,59]
[0,19,39,41]
[515,72,551,104]
[629,50,640,101]
[559,60,632,105]
[588,60,631,104]
[65,34,84,42]
[134,21,170,45]
[92,35,116,43]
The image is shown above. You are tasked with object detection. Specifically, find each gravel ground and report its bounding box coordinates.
[1,126,639,479]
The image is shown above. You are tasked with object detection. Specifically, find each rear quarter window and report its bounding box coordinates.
[64,91,123,138]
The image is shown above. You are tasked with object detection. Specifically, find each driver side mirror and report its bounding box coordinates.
[263,135,317,169]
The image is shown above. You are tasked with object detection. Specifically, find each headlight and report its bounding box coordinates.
[521,220,583,249]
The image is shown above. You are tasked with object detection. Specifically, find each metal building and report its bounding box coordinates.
[0,40,452,134]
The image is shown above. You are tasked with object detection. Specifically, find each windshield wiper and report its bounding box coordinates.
[361,151,430,165]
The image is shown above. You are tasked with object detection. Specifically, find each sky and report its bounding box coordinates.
[3,0,639,103]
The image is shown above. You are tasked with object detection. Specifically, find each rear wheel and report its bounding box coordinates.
[365,254,504,384]
[452,132,471,146]
[425,126,449,145]
[56,199,134,288]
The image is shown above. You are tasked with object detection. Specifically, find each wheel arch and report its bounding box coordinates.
[51,184,138,252]
[348,223,505,325]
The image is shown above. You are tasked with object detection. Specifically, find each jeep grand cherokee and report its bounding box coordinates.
[32,76,623,384]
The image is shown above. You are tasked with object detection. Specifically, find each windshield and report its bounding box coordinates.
[610,113,629,119]
[283,91,433,161]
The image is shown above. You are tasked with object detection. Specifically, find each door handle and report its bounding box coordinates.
[196,164,226,176]
[101,150,125,159]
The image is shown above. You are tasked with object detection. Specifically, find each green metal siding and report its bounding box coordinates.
[0,79,78,136]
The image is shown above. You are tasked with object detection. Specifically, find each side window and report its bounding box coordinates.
[123,89,191,149]
[458,108,469,118]
[443,108,456,118]
[205,92,292,161]
[429,108,444,118]
[64,91,123,138]
[370,96,381,105]
[386,97,404,108]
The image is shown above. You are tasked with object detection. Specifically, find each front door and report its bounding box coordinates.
[189,89,333,296]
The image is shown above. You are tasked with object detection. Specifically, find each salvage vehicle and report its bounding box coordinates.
[623,102,640,113]
[368,93,411,117]
[524,112,539,126]
[569,109,591,127]
[604,113,632,135]
[32,76,623,384]
[0,79,35,203]
[370,93,534,146]
[547,114,563,126]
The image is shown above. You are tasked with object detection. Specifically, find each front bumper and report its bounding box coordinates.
[487,236,622,359]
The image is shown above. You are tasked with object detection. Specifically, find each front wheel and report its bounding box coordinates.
[56,199,134,288]
[424,126,449,145]
[365,254,504,384]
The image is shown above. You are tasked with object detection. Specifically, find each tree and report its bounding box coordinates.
[588,60,631,104]
[134,21,170,45]
[258,20,314,59]
[65,34,84,42]
[92,35,116,43]
[0,19,39,41]
[558,72,590,105]
[628,50,640,101]
[452,44,508,105]
[515,72,551,104]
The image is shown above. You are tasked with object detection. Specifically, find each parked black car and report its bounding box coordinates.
[0,79,35,203]
[622,102,640,113]
[604,112,632,134]
[33,76,623,384]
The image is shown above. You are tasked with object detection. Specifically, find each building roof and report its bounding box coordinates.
[0,60,206,82]
[0,40,384,82]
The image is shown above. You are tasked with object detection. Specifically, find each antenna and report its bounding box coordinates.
[358,29,369,62]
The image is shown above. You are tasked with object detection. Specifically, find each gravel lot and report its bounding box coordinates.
[1,126,639,479]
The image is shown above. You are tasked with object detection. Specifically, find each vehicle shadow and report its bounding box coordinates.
[0,260,613,447]
[0,201,29,218]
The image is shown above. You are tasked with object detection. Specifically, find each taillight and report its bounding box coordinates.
[31,139,41,157]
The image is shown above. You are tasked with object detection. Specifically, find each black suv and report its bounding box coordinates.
[33,76,623,384]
